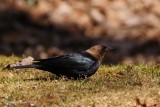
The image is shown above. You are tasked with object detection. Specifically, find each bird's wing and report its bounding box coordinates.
[34,53,95,70]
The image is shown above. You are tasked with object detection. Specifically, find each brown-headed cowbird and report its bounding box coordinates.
[12,45,112,79]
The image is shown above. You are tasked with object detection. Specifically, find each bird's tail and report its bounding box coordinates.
[11,64,41,69]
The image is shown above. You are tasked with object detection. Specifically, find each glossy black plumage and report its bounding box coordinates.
[12,45,112,79]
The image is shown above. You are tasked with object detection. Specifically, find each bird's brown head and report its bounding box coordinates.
[86,44,112,62]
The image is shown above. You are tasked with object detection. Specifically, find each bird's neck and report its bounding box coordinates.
[86,50,106,63]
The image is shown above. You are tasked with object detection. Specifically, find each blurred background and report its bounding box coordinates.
[0,0,159,64]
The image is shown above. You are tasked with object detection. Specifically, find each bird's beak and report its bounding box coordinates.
[106,46,113,51]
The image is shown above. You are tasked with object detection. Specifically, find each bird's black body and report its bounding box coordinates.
[14,52,99,79]
[35,52,99,79]
[12,45,112,79]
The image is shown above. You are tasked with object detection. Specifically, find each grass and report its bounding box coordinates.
[0,55,160,107]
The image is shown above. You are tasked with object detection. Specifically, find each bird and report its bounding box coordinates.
[12,44,113,79]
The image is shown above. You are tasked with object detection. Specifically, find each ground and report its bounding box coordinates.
[0,56,160,107]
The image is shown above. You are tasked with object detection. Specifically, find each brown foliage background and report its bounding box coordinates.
[0,0,159,64]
